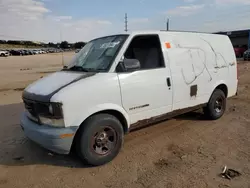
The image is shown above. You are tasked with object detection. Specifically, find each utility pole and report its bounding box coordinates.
[125,13,128,32]
[60,29,64,67]
[166,18,169,31]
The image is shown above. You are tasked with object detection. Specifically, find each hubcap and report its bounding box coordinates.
[92,127,117,155]
[214,97,223,113]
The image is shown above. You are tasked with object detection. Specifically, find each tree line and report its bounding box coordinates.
[0,40,86,49]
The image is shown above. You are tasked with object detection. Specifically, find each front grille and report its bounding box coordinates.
[23,99,50,123]
[23,99,37,117]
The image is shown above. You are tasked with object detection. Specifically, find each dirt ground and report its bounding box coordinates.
[0,54,249,188]
[0,52,73,105]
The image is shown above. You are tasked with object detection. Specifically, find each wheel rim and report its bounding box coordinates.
[214,97,224,113]
[91,126,117,155]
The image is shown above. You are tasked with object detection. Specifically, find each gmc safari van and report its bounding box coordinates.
[20,30,238,166]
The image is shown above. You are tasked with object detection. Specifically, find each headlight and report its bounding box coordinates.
[47,103,64,118]
[37,102,65,127]
[39,116,65,128]
[48,104,53,114]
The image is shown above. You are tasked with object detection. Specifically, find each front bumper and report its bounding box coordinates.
[20,112,78,154]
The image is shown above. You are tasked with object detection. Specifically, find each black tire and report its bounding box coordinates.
[76,113,124,166]
[203,89,226,120]
[0,54,4,57]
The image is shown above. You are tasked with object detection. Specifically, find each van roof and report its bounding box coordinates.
[90,30,227,42]
[107,30,221,36]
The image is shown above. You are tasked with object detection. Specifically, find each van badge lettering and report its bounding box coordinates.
[129,104,149,111]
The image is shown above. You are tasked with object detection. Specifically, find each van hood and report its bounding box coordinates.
[22,71,96,102]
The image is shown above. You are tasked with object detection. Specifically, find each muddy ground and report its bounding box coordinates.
[0,54,249,188]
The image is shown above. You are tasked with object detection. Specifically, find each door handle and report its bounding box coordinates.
[167,77,171,87]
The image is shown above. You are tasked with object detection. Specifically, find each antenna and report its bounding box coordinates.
[60,29,64,67]
[166,18,169,31]
[125,13,128,32]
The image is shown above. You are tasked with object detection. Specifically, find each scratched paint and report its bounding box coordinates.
[172,40,212,85]
[172,36,232,86]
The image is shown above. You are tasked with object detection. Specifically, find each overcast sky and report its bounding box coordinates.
[0,0,249,43]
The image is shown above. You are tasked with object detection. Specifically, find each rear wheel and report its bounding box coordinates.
[203,89,226,120]
[76,113,124,166]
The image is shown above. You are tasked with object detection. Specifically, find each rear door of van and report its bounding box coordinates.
[160,32,214,110]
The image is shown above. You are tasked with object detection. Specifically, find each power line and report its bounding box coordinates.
[60,28,64,67]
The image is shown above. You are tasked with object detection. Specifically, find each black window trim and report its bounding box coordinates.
[115,34,166,73]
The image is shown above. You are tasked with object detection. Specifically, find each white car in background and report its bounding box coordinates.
[34,50,41,54]
[0,50,9,57]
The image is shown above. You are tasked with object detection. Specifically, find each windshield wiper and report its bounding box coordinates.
[64,66,90,72]
[63,66,105,72]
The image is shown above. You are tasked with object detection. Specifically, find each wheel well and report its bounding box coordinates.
[215,84,228,97]
[91,110,129,133]
[70,109,129,153]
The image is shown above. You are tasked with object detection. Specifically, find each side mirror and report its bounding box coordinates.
[117,58,140,72]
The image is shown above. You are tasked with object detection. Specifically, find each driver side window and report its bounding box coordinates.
[123,35,165,71]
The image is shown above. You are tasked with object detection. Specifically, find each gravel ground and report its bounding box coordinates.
[0,54,249,188]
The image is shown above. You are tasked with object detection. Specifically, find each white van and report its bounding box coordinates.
[20,30,238,166]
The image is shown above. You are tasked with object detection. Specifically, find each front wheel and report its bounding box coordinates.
[203,89,226,120]
[76,113,124,166]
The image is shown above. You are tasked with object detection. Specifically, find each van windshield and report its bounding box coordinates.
[64,35,128,72]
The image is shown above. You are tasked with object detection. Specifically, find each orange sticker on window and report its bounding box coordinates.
[165,42,171,49]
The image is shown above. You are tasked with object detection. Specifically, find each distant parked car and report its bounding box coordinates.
[10,50,22,56]
[27,50,35,55]
[243,49,250,61]
[75,49,80,53]
[0,50,9,57]
[234,46,247,58]
[30,50,37,55]
[21,50,30,55]
[48,49,55,53]
[32,50,40,54]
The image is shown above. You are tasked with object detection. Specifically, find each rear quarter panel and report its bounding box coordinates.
[159,32,237,110]
[199,34,238,97]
